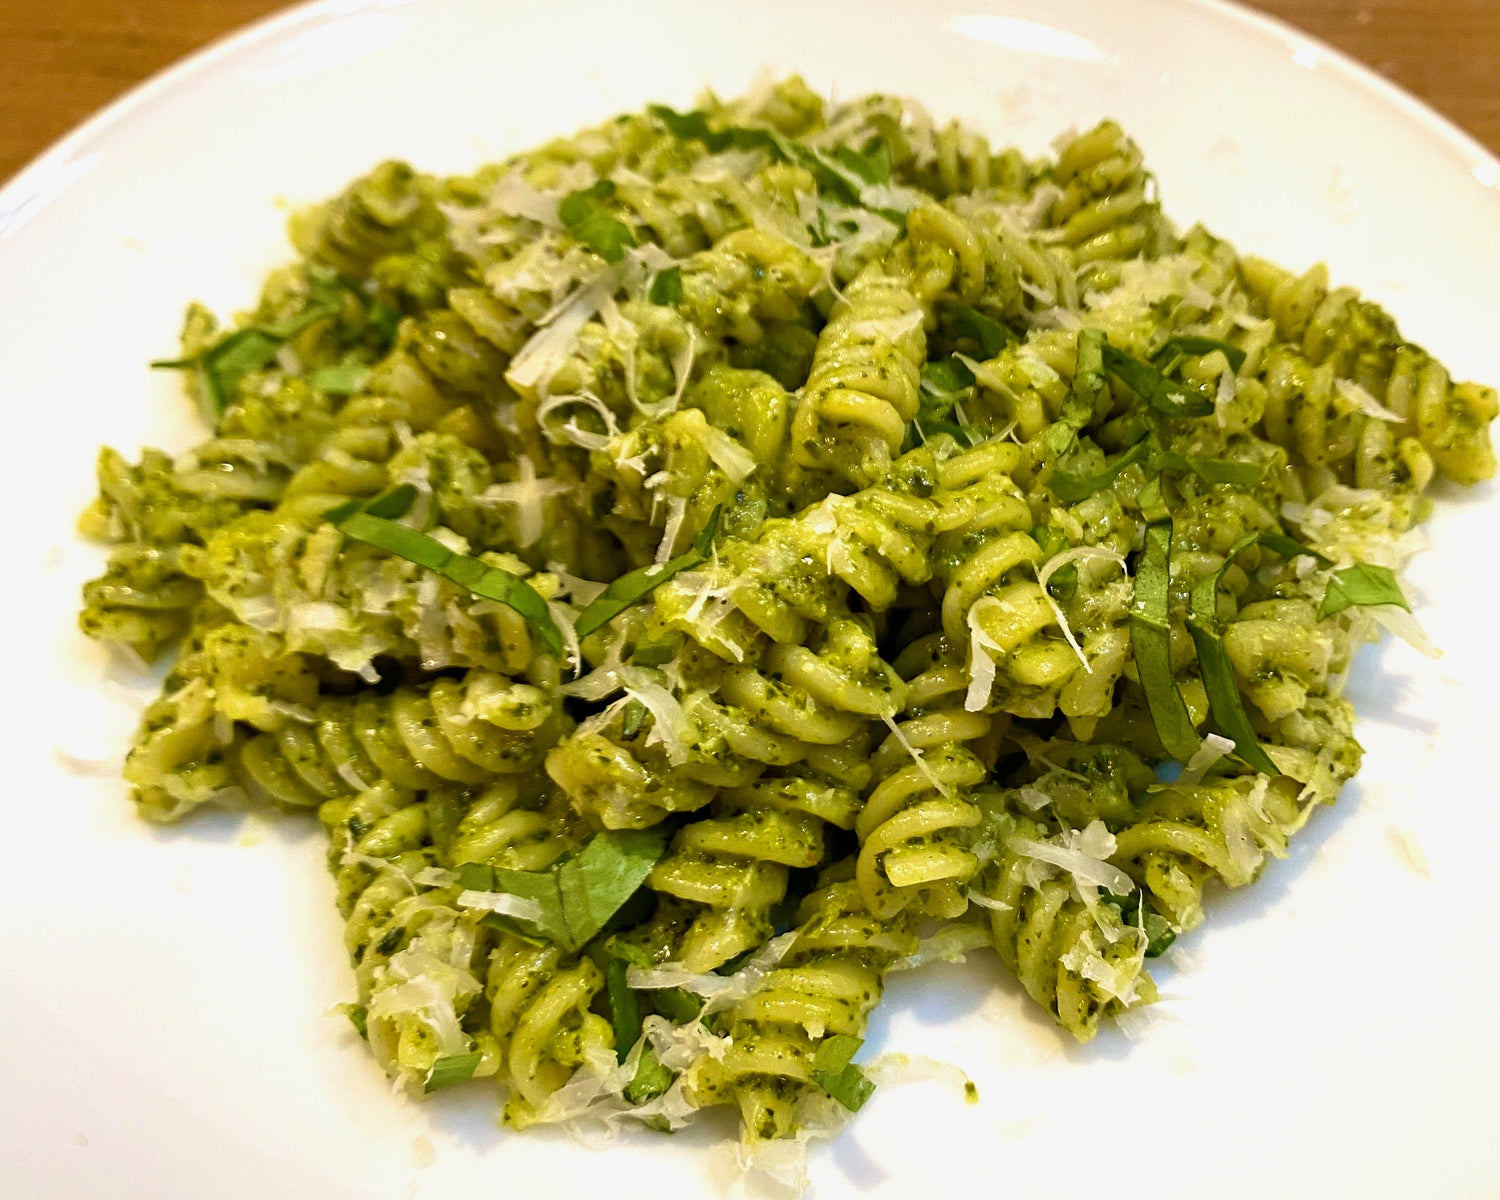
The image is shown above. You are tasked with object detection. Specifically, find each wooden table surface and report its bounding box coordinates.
[2,0,1498,185]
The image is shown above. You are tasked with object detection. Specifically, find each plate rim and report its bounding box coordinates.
[2,0,1499,243]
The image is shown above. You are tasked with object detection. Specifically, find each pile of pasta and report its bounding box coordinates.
[80,78,1496,1175]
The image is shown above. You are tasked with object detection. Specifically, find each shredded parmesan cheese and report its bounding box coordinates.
[1181,732,1236,785]
[507,266,622,394]
[1335,378,1405,423]
[1008,819,1134,899]
[701,426,758,483]
[455,888,546,923]
[964,596,1005,712]
[1035,545,1126,672]
[617,666,694,765]
[656,496,688,564]
[481,456,571,548]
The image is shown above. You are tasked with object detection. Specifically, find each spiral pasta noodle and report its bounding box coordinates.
[687,867,918,1140]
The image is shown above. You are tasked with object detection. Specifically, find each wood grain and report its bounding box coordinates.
[2,0,1497,185]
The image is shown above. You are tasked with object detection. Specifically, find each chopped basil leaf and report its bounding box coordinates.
[1319,562,1410,619]
[1045,329,1106,461]
[463,828,669,954]
[1102,343,1214,418]
[648,105,782,157]
[919,357,976,417]
[266,294,343,340]
[807,207,856,247]
[605,956,643,1062]
[909,357,982,450]
[154,282,354,416]
[321,483,418,528]
[833,137,893,185]
[455,860,495,892]
[911,418,984,447]
[1186,532,1281,776]
[1257,533,1331,567]
[203,329,284,399]
[630,633,681,667]
[648,266,684,306]
[1141,910,1177,957]
[1074,328,1108,406]
[952,307,1011,360]
[624,1045,674,1106]
[330,501,565,656]
[1100,893,1177,957]
[603,936,654,969]
[620,697,647,739]
[153,326,283,415]
[1051,434,1153,503]
[477,911,551,946]
[1130,521,1204,764]
[811,1035,875,1112]
[647,107,904,220]
[1046,562,1079,603]
[651,987,704,1024]
[812,1034,861,1074]
[1153,451,1267,486]
[346,1004,368,1039]
[574,506,721,639]
[786,144,867,206]
[367,302,400,342]
[423,1050,482,1092]
[1156,335,1247,374]
[308,362,371,395]
[558,179,637,264]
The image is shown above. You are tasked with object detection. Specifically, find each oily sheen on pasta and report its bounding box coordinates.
[79,78,1496,1179]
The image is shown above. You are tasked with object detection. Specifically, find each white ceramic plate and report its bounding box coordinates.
[4,1,1498,1196]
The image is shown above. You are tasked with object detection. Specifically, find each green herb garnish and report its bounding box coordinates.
[1051,434,1154,503]
[307,362,371,395]
[834,137,894,185]
[153,327,282,415]
[624,1045,675,1107]
[648,266,684,305]
[919,357,976,417]
[1156,335,1247,374]
[1185,533,1281,776]
[1045,328,1106,461]
[454,828,669,954]
[1102,343,1215,418]
[574,506,721,639]
[453,860,494,892]
[558,179,637,264]
[630,633,681,668]
[651,987,704,1024]
[1257,533,1331,566]
[1100,893,1178,957]
[423,1051,483,1092]
[1153,450,1268,487]
[952,306,1012,360]
[153,279,348,414]
[605,955,643,1062]
[648,105,780,156]
[620,697,647,739]
[346,1004,368,1039]
[1319,563,1410,619]
[366,301,400,342]
[1131,520,1204,764]
[327,489,566,656]
[911,418,984,447]
[811,1034,875,1112]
